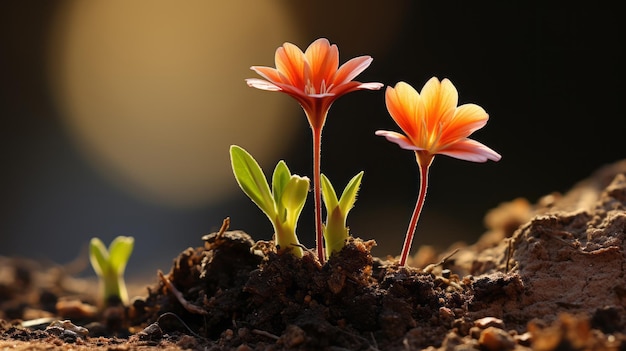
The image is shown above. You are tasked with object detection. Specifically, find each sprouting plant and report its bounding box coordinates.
[320,172,364,257]
[246,38,383,264]
[89,235,134,306]
[375,77,501,266]
[230,145,309,257]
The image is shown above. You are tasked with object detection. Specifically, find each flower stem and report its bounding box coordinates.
[399,152,433,266]
[101,272,128,306]
[312,126,325,264]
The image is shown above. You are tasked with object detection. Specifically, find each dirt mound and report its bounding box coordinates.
[2,160,626,350]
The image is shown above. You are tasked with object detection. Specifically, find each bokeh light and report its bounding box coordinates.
[48,0,303,207]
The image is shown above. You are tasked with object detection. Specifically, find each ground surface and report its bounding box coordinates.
[2,160,626,350]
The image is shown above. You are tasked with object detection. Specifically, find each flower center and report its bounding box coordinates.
[304,78,333,96]
[422,120,444,152]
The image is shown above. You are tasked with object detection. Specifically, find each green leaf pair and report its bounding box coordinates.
[89,236,134,307]
[230,145,309,257]
[321,172,364,257]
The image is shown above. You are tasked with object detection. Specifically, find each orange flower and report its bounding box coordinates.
[376,77,500,266]
[375,78,501,163]
[246,38,382,264]
[246,38,383,129]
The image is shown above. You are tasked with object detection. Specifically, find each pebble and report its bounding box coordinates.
[280,325,305,348]
[222,328,234,341]
[55,300,98,320]
[136,322,163,341]
[46,319,89,337]
[514,332,532,347]
[237,327,249,339]
[438,306,455,320]
[478,326,515,351]
[235,344,252,351]
[474,316,505,329]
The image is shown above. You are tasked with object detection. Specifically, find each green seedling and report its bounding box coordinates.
[321,171,364,257]
[230,145,309,257]
[89,236,134,306]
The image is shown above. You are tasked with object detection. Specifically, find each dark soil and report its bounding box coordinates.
[2,160,626,350]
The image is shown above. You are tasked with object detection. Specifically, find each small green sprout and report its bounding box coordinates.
[321,171,364,257]
[89,236,134,306]
[230,145,309,257]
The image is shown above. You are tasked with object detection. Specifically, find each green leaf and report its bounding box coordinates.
[321,172,364,257]
[325,206,348,255]
[338,171,364,214]
[272,161,291,221]
[320,173,339,211]
[283,175,310,228]
[89,236,134,307]
[89,237,109,277]
[230,146,307,259]
[230,145,276,217]
[108,236,134,275]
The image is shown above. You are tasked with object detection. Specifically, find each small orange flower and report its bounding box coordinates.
[375,78,501,163]
[376,77,500,267]
[246,38,382,264]
[246,38,383,128]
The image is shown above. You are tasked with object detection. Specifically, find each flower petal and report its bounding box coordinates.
[437,139,502,162]
[275,42,306,88]
[375,130,425,151]
[332,56,373,86]
[385,83,422,143]
[420,77,458,131]
[357,82,385,90]
[438,103,489,146]
[304,38,339,86]
[250,66,283,84]
[245,78,282,91]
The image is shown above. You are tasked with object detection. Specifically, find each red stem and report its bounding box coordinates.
[312,126,325,264]
[399,152,433,266]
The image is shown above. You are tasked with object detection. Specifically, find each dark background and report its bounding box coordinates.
[1,1,623,283]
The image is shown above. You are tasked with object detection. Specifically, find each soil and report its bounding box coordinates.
[2,160,626,350]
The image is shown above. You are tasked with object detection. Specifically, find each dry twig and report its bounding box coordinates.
[158,270,207,315]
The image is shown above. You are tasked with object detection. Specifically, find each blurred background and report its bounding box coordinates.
[1,1,623,283]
